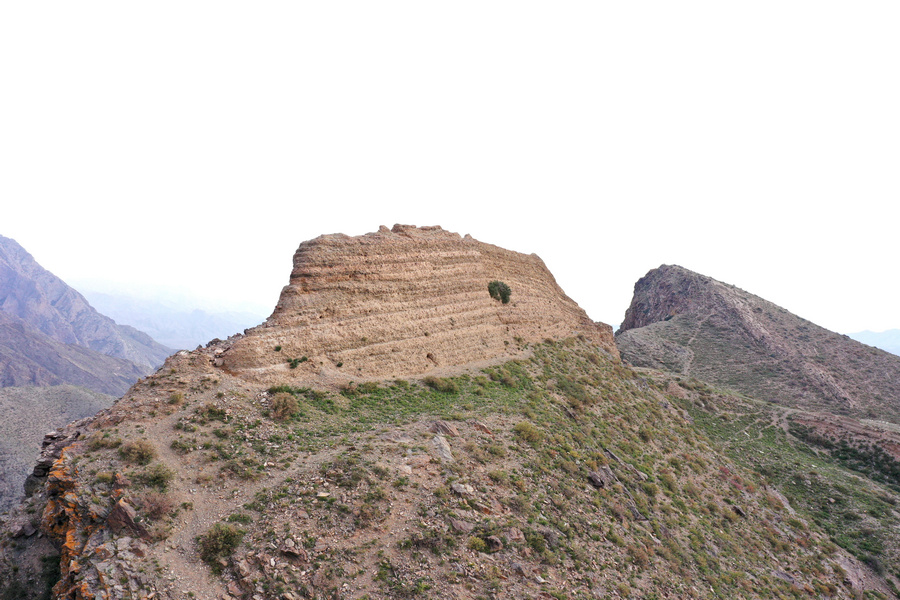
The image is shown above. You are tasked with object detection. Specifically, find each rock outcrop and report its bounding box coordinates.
[222,225,616,382]
[617,264,900,422]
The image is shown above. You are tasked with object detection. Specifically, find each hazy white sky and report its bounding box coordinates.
[2,2,898,334]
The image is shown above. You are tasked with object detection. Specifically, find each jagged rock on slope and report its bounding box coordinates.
[0,229,872,600]
[222,224,616,382]
[616,264,900,422]
[0,234,172,372]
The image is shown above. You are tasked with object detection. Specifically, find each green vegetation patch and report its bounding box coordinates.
[197,523,245,572]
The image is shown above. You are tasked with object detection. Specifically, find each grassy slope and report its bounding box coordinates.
[662,374,900,595]
[1,340,864,599]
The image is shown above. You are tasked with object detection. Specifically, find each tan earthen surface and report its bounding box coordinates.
[222,225,616,383]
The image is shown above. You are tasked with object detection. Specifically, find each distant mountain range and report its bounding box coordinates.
[847,329,900,357]
[0,234,172,395]
[78,290,265,350]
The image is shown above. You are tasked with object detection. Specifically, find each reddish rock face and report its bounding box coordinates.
[222,225,616,383]
[106,499,149,539]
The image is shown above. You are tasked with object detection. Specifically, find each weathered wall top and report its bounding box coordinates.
[222,224,616,382]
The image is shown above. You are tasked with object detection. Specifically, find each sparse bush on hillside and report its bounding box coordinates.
[424,376,458,393]
[488,280,511,304]
[135,463,175,491]
[87,433,122,451]
[270,392,299,421]
[140,492,175,520]
[197,403,228,423]
[119,440,157,465]
[197,523,245,572]
[513,421,543,445]
[287,356,308,368]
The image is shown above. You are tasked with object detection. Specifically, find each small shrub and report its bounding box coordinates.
[87,433,122,451]
[641,482,659,499]
[119,440,157,465]
[197,403,227,422]
[197,523,245,571]
[487,280,512,304]
[423,376,458,393]
[488,470,509,485]
[270,392,299,422]
[221,459,263,481]
[357,382,380,394]
[487,444,507,457]
[170,438,193,454]
[513,421,544,445]
[467,536,488,552]
[140,492,175,520]
[401,529,456,555]
[226,513,253,524]
[136,463,176,491]
[274,345,282,352]
[628,544,651,568]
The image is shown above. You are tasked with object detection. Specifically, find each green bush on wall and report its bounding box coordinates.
[488,280,511,304]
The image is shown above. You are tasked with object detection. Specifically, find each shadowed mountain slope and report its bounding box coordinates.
[0,235,173,517]
[0,310,147,395]
[616,265,900,422]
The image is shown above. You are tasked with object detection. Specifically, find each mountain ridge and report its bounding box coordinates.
[0,234,172,372]
[617,264,900,422]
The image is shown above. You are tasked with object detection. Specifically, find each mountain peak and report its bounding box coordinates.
[617,265,900,421]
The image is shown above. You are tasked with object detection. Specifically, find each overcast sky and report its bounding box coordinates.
[2,2,898,335]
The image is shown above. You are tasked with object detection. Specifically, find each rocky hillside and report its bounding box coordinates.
[616,264,900,422]
[616,264,900,591]
[0,228,885,600]
[0,234,172,380]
